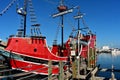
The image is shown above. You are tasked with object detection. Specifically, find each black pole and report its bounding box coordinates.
[60,15,64,56]
[23,0,27,37]
[23,15,26,37]
[61,15,64,48]
[78,18,80,30]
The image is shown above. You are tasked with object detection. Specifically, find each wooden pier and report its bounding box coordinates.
[0,46,118,80]
[0,53,118,80]
[0,65,118,80]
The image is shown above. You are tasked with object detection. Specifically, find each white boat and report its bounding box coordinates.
[111,48,120,56]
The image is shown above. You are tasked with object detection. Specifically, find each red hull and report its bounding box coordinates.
[5,37,68,75]
[10,59,59,75]
[6,37,67,62]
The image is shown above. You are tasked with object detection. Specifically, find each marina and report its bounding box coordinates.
[0,51,120,79]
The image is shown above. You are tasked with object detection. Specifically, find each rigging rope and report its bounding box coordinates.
[43,0,57,5]
[66,16,76,36]
[0,0,17,16]
[49,16,65,45]
[53,21,61,45]
[81,17,89,31]
[28,0,41,36]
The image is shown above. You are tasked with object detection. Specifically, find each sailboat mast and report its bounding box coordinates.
[74,7,81,31]
[78,14,80,30]
[74,8,82,55]
[57,0,67,56]
[23,0,27,37]
[74,8,83,76]
[61,15,64,49]
[52,0,73,56]
[60,0,64,50]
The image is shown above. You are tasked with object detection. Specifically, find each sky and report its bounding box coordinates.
[0,0,120,48]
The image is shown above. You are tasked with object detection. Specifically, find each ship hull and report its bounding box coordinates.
[4,34,96,75]
[10,58,59,75]
[4,37,68,75]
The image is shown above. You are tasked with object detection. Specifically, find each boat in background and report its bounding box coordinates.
[0,0,96,75]
[112,48,120,56]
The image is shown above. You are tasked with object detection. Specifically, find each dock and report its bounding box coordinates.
[0,61,118,80]
[0,49,118,80]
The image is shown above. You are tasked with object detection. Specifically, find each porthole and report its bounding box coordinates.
[16,40,18,42]
[34,48,37,52]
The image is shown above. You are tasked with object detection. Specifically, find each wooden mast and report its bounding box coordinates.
[52,0,73,56]
[57,0,67,56]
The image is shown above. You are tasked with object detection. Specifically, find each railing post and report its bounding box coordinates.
[58,60,64,80]
[48,60,52,80]
[71,56,77,79]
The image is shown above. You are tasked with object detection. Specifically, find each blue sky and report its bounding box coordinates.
[0,0,120,48]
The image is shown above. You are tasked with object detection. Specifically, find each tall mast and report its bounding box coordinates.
[23,0,27,37]
[74,7,83,31]
[17,0,41,37]
[52,0,73,56]
[57,0,67,51]
[78,11,80,31]
[74,7,83,76]
[74,7,84,56]
[17,0,27,37]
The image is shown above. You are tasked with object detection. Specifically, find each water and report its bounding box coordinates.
[97,53,120,79]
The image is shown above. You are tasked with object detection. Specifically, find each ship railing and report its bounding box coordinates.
[30,35,46,39]
[8,34,46,39]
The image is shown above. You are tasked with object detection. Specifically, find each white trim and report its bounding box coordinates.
[12,67,56,75]
[79,44,83,56]
[5,49,67,62]
[12,58,49,66]
[45,39,68,59]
